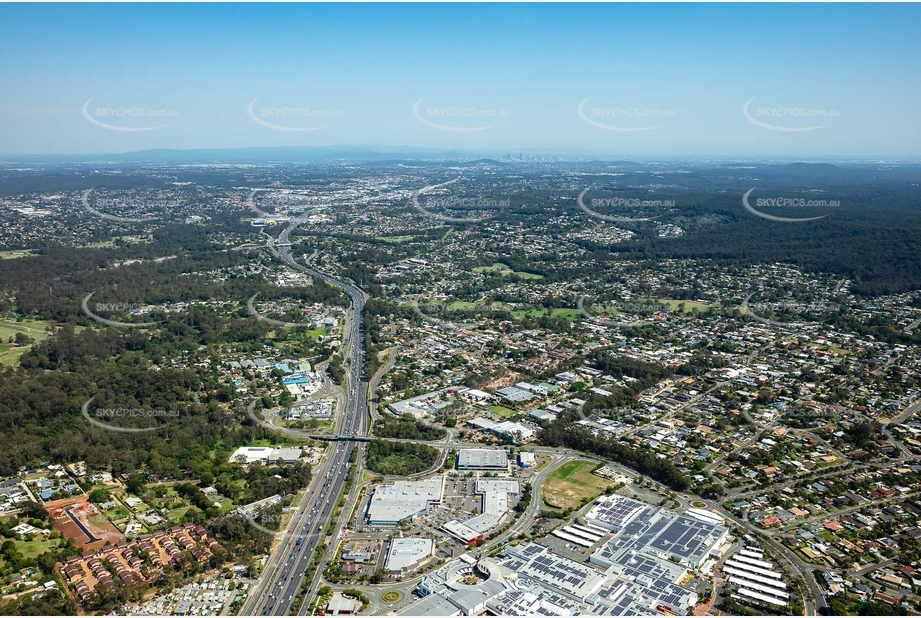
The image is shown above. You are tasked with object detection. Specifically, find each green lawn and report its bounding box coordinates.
[0,319,54,367]
[488,405,517,418]
[651,298,715,313]
[473,263,543,280]
[807,342,851,354]
[276,326,329,340]
[83,239,116,249]
[511,308,582,321]
[167,505,192,523]
[82,235,150,249]
[0,249,37,260]
[375,236,413,244]
[11,536,58,561]
[585,298,715,318]
[543,460,617,510]
[0,344,31,367]
[442,301,578,321]
[0,318,53,342]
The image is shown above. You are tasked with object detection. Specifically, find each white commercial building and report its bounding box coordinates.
[367,476,445,525]
[385,538,436,573]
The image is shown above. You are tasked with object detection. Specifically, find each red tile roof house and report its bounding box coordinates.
[760,515,782,528]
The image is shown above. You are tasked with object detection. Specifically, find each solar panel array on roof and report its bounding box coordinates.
[501,543,606,599]
[586,495,648,531]
[487,586,582,617]
[590,503,727,570]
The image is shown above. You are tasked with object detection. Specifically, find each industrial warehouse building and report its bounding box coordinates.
[366,476,445,526]
[466,416,534,442]
[456,449,509,471]
[228,446,303,465]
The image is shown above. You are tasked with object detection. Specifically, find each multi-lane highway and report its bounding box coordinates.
[245,212,370,616]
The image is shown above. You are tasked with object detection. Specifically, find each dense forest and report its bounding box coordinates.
[373,415,446,440]
[364,440,439,476]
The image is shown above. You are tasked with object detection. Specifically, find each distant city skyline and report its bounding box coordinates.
[1,3,918,157]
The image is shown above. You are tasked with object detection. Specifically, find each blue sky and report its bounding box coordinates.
[1,3,918,158]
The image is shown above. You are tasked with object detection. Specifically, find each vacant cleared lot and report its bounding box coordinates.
[543,459,617,510]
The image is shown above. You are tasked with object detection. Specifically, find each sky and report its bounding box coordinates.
[1,3,918,159]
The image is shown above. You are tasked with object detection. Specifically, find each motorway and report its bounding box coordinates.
[240,211,911,617]
[244,212,370,616]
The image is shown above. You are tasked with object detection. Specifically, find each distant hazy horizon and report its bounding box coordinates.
[2,144,920,165]
[2,3,918,158]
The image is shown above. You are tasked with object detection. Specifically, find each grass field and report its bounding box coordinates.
[587,298,716,318]
[375,235,413,244]
[83,239,116,249]
[652,298,715,312]
[82,235,150,249]
[443,300,578,322]
[543,459,618,510]
[807,341,850,354]
[0,249,38,260]
[487,405,517,418]
[0,318,54,366]
[0,318,53,342]
[11,536,59,561]
[473,262,544,280]
[275,326,329,340]
[510,308,582,321]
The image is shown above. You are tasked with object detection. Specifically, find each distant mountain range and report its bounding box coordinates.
[0,145,490,165]
[3,145,916,167]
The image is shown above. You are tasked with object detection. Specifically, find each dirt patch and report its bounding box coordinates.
[47,496,124,550]
[483,371,521,391]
